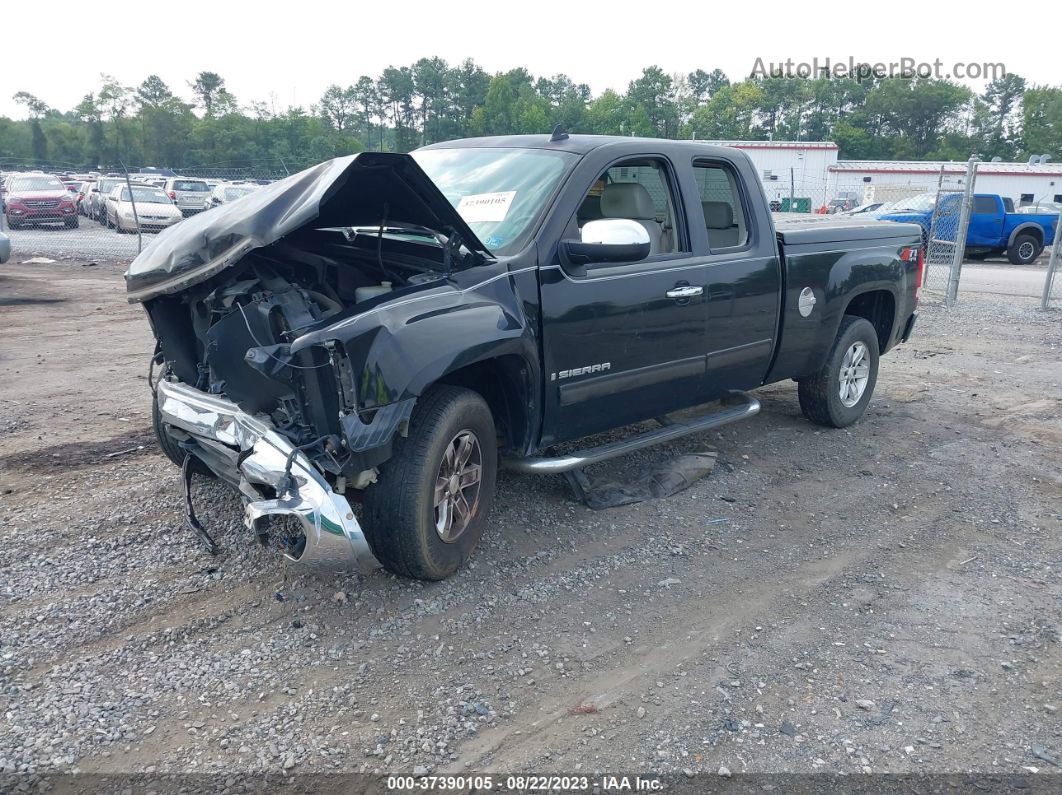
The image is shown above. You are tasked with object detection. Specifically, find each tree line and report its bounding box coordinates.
[2,60,1059,174]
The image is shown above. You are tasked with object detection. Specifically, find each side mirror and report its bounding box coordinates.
[561,219,651,267]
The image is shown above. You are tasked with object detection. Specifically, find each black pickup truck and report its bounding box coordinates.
[127,134,922,580]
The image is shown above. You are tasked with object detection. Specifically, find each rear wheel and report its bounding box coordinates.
[1007,234,1041,265]
[798,315,880,428]
[362,386,497,580]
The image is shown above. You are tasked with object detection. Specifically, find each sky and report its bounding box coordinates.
[2,1,1057,119]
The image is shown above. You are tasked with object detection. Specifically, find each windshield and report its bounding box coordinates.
[99,178,123,193]
[10,175,65,192]
[890,194,936,212]
[173,180,208,192]
[121,187,170,203]
[411,147,578,255]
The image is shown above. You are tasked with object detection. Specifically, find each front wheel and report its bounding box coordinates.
[152,396,187,468]
[798,315,880,428]
[362,386,497,580]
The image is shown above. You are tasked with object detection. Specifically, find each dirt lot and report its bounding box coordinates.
[0,261,1059,786]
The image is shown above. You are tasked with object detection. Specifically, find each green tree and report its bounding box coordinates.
[319,84,357,132]
[136,75,174,109]
[626,66,678,137]
[190,71,228,117]
[585,89,626,135]
[1021,86,1062,159]
[13,91,49,162]
[687,68,729,103]
[981,74,1026,159]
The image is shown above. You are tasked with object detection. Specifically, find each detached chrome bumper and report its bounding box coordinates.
[156,380,378,572]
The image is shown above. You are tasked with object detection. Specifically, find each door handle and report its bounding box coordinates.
[666,286,703,299]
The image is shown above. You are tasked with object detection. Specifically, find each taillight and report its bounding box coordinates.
[168,191,176,201]
[900,245,924,300]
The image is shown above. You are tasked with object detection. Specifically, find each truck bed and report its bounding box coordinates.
[774,216,921,245]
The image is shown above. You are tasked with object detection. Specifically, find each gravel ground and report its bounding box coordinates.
[0,261,1059,787]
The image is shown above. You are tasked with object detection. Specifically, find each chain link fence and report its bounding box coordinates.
[0,160,291,263]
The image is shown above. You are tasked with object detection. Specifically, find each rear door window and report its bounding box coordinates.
[692,161,749,250]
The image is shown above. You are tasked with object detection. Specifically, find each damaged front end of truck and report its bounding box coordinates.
[127,152,510,571]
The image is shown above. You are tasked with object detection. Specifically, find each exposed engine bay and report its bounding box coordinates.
[145,227,459,482]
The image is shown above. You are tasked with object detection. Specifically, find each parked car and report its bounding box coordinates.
[0,230,10,263]
[106,185,184,233]
[84,177,127,222]
[3,173,79,229]
[164,178,211,216]
[76,180,96,215]
[132,135,922,580]
[879,193,1058,264]
[841,201,889,217]
[208,182,259,207]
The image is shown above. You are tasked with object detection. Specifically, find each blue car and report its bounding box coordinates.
[880,193,1057,265]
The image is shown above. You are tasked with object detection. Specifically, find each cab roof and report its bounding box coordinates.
[417,133,749,160]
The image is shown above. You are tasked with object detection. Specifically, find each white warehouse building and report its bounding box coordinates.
[705,140,838,210]
[827,161,1062,209]
[706,139,1062,211]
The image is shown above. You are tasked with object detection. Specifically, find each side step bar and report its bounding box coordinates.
[504,391,760,475]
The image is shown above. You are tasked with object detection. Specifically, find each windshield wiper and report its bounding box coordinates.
[344,224,450,247]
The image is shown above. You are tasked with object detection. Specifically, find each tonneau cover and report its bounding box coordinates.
[124,152,490,303]
[775,216,922,246]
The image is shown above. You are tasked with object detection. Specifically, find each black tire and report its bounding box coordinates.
[362,385,497,580]
[1007,234,1041,265]
[65,216,78,229]
[798,315,880,429]
[152,395,187,468]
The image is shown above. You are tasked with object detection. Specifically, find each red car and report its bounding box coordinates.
[3,173,79,229]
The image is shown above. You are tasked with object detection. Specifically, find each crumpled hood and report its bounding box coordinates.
[125,152,490,303]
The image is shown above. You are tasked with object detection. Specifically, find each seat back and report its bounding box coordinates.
[702,201,740,248]
[601,183,663,254]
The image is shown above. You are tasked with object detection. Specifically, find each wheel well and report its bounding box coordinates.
[844,290,895,351]
[1014,226,1043,246]
[435,355,533,454]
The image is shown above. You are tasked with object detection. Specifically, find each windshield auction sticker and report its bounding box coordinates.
[456,191,516,223]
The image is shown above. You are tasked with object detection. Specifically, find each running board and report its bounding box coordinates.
[504,391,760,475]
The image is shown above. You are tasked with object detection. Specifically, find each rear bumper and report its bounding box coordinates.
[156,380,378,572]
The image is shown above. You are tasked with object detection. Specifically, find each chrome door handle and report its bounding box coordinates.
[666,286,703,299]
